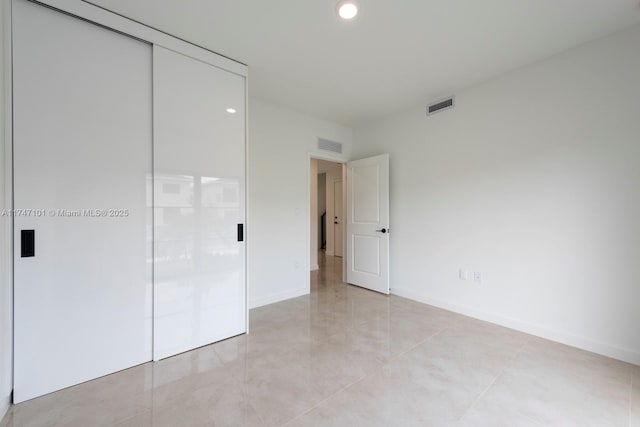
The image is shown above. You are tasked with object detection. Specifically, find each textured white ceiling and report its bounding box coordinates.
[86,0,640,125]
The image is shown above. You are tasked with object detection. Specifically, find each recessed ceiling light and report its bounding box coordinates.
[337,1,358,20]
[226,108,237,114]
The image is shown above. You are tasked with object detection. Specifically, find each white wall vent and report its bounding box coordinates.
[427,96,455,116]
[318,138,343,154]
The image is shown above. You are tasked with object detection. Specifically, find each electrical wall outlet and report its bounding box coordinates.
[473,272,482,283]
[459,269,468,280]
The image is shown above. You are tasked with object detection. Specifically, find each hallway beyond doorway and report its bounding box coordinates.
[311,251,344,295]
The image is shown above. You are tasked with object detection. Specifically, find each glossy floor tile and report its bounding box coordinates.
[1,253,638,426]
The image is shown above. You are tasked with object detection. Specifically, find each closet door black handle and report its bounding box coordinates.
[21,230,35,257]
[237,224,244,242]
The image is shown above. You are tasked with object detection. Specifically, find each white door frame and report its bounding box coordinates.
[2,0,15,414]
[307,153,347,291]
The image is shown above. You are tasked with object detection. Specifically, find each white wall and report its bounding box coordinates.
[352,24,640,365]
[0,0,12,418]
[248,98,352,308]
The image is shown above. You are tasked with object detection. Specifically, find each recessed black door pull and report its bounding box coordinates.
[21,230,35,257]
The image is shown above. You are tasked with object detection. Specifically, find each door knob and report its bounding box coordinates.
[375,228,387,234]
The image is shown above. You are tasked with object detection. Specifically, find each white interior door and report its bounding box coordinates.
[346,154,390,294]
[334,180,344,257]
[13,0,153,402]
[153,46,246,360]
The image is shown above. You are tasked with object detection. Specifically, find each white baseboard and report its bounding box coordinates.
[249,287,309,309]
[310,264,319,271]
[391,288,640,366]
[0,394,10,423]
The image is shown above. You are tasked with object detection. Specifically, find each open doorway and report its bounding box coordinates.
[310,158,346,291]
[308,153,390,296]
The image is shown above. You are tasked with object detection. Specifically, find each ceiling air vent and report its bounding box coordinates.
[318,138,343,154]
[427,96,455,116]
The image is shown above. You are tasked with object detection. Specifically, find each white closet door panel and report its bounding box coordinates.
[13,0,153,402]
[153,46,246,360]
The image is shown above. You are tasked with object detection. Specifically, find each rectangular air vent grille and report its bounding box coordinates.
[427,96,455,116]
[318,138,343,154]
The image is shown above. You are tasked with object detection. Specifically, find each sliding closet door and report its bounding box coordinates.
[13,0,153,402]
[153,46,246,360]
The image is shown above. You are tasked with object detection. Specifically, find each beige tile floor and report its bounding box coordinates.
[1,253,639,426]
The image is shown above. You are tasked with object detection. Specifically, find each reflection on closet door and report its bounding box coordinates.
[12,0,153,402]
[153,46,246,360]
